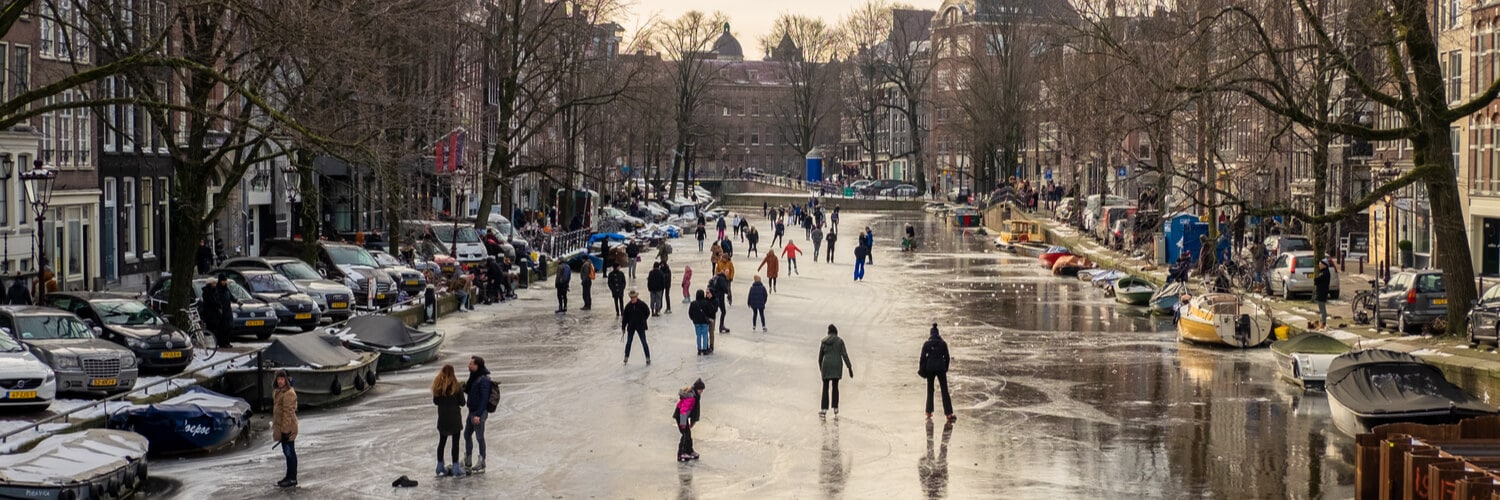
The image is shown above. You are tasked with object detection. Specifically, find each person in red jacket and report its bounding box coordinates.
[781,241,803,275]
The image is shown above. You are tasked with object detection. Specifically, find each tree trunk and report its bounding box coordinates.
[165,173,209,330]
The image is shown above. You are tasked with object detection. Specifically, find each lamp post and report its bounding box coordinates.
[281,164,301,239]
[449,167,466,258]
[20,161,57,276]
[0,154,13,272]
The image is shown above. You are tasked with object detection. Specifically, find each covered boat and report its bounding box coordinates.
[1270,332,1351,388]
[1051,255,1093,276]
[1112,276,1157,306]
[1176,293,1270,347]
[1008,241,1050,257]
[996,220,1044,249]
[1325,349,1497,436]
[218,333,379,410]
[339,315,445,372]
[106,386,252,455]
[1150,282,1189,316]
[0,429,149,500]
[949,207,982,227]
[1038,246,1073,269]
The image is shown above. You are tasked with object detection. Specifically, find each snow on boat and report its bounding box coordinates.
[338,315,445,372]
[1149,282,1188,316]
[1176,293,1270,347]
[1038,246,1073,269]
[1008,241,1050,257]
[1326,349,1498,436]
[1112,276,1157,306]
[1089,269,1124,287]
[106,386,252,456]
[1051,255,1093,276]
[0,429,149,500]
[1269,332,1350,388]
[218,333,379,411]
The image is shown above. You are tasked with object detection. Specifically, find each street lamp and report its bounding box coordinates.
[20,160,57,275]
[281,164,301,239]
[0,153,14,273]
[449,167,466,258]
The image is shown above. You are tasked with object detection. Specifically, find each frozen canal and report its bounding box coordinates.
[146,211,1354,499]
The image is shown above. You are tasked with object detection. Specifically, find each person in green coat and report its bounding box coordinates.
[818,324,853,417]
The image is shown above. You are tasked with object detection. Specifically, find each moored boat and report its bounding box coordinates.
[950,207,983,227]
[1089,270,1124,287]
[1176,293,1270,347]
[0,429,149,500]
[1038,246,1074,269]
[996,220,1044,249]
[1112,276,1157,306]
[106,386,252,456]
[338,315,445,372]
[1051,255,1094,276]
[1269,332,1351,388]
[217,333,379,410]
[1149,282,1188,316]
[1326,349,1498,436]
[1008,241,1050,257]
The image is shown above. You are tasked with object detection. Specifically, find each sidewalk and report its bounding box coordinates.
[1003,211,1500,403]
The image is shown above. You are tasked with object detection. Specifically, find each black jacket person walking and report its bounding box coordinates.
[608,267,627,316]
[919,324,954,421]
[622,291,651,364]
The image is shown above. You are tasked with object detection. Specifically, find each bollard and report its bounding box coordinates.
[1359,256,1364,274]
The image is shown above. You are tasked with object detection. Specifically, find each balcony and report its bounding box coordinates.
[1472,179,1500,198]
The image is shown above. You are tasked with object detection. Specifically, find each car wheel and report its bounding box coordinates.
[256,331,273,340]
[1398,313,1409,335]
[1470,320,1480,347]
[1282,282,1292,301]
[1331,291,1340,300]
[299,325,316,333]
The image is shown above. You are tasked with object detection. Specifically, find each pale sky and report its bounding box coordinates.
[622,0,890,57]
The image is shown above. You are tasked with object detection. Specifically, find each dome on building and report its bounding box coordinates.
[711,23,743,61]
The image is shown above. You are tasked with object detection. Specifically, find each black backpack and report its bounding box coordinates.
[485,378,500,413]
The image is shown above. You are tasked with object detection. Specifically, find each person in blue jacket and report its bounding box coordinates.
[463,356,493,472]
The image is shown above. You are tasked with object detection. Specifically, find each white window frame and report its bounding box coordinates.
[103,78,116,152]
[140,178,153,257]
[121,177,135,259]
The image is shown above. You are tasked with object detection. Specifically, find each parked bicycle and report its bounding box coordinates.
[180,307,219,359]
[1350,279,1380,326]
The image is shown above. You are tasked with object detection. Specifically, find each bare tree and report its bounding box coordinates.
[838,1,894,178]
[760,14,846,159]
[877,5,942,191]
[643,10,726,200]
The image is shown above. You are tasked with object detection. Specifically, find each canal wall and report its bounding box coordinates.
[982,204,1500,405]
[723,192,926,211]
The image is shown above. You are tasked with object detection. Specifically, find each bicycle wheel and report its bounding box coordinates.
[193,329,219,359]
[1350,293,1375,325]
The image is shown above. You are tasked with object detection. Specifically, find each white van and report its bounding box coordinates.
[403,220,487,263]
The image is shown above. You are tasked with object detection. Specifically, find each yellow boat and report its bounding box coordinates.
[1176,293,1270,348]
[997,219,1044,247]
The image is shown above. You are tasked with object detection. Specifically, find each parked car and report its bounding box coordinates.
[369,250,427,296]
[479,210,531,258]
[1378,270,1447,334]
[208,269,322,332]
[601,206,645,230]
[880,184,919,197]
[0,306,138,395]
[860,179,902,195]
[261,240,397,308]
[1264,234,1313,259]
[220,257,356,323]
[0,330,56,411]
[1468,284,1500,346]
[850,180,874,192]
[147,278,280,340]
[1268,251,1341,300]
[42,293,193,374]
[947,187,972,203]
[402,220,487,264]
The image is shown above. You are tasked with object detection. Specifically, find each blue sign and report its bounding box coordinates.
[1117,167,1128,178]
[1044,168,1053,181]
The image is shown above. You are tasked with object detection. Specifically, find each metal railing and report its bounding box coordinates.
[519,227,589,260]
[742,172,931,201]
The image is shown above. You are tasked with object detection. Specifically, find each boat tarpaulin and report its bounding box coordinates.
[345,315,438,348]
[1271,332,1351,356]
[0,429,148,484]
[260,332,363,369]
[1326,349,1496,416]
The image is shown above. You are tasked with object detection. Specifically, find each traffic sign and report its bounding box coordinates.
[1044,168,1053,181]
[1117,167,1127,178]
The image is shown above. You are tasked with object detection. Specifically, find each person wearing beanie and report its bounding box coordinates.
[919,323,954,421]
[747,275,769,331]
[675,378,707,461]
[463,356,494,472]
[818,324,853,417]
[272,369,299,488]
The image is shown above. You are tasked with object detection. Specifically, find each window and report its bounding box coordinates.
[154,81,167,152]
[1449,51,1464,102]
[140,178,153,255]
[12,45,28,106]
[121,178,135,257]
[39,14,52,57]
[751,132,759,145]
[39,96,52,164]
[103,78,116,152]
[749,99,757,116]
[57,90,71,168]
[76,100,89,165]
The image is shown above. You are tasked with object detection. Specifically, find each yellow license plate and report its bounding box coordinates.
[1434,298,1448,305]
[295,313,312,320]
[246,320,265,327]
[6,390,36,399]
[405,280,418,286]
[376,294,387,300]
[90,378,117,387]
[331,302,348,309]
[160,351,183,359]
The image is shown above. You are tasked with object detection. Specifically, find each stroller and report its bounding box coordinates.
[901,236,915,252]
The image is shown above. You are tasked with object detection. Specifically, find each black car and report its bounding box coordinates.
[42,292,193,373]
[147,277,280,340]
[1470,284,1500,346]
[208,268,322,332]
[220,257,356,323]
[261,240,398,308]
[369,250,427,296]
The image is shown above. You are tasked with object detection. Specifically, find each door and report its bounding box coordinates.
[1486,218,1500,276]
[102,178,117,283]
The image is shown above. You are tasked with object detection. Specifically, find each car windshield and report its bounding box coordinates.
[274,261,322,280]
[489,218,514,235]
[245,273,298,293]
[326,245,378,267]
[94,300,165,326]
[1294,256,1316,268]
[14,315,94,340]
[194,280,256,301]
[1283,238,1313,252]
[371,252,402,267]
[0,332,20,351]
[432,226,480,243]
[1415,274,1445,293]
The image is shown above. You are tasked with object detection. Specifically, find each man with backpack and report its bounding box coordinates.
[554,260,572,313]
[464,356,495,472]
[647,263,668,316]
[607,266,627,316]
